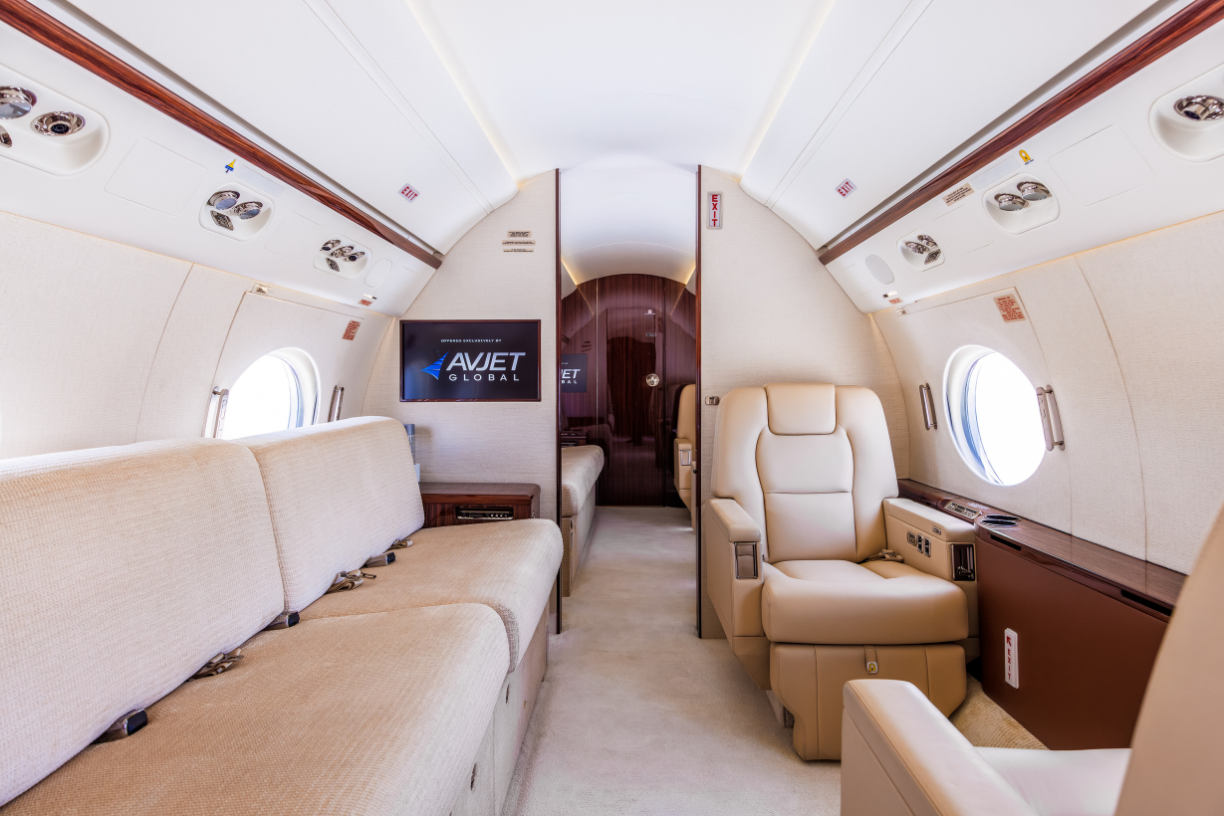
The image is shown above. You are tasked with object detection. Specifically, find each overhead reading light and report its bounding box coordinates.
[1016,181,1051,201]
[329,245,355,259]
[208,190,241,210]
[316,236,371,279]
[32,110,84,136]
[902,234,941,265]
[0,87,34,119]
[1174,94,1224,121]
[233,201,264,220]
[994,193,1028,211]
[0,125,10,148]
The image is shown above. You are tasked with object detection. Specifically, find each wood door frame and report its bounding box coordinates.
[695,165,703,637]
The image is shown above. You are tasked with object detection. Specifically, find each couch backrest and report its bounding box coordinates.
[1117,503,1224,815]
[711,383,897,563]
[236,417,423,612]
[0,440,283,805]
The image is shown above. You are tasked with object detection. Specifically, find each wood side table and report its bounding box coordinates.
[419,482,541,528]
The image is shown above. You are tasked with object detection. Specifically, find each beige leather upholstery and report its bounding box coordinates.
[0,440,283,805]
[301,519,562,672]
[674,383,696,510]
[841,502,1224,816]
[6,605,509,816]
[763,560,967,645]
[237,417,423,612]
[705,383,965,759]
[560,444,604,596]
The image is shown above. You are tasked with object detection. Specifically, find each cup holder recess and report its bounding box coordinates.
[980,514,1020,527]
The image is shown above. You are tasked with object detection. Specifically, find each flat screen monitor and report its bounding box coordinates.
[400,320,541,402]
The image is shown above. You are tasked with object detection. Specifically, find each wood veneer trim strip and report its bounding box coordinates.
[818,0,1224,265]
[0,0,443,270]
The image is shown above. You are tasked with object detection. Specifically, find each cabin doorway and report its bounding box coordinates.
[560,275,696,506]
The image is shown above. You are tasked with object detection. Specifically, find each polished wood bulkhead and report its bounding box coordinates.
[560,274,696,506]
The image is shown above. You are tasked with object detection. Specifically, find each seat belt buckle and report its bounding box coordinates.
[326,569,376,594]
[93,709,148,743]
[265,611,299,630]
[190,648,243,680]
[863,549,904,564]
[389,536,413,550]
[365,552,396,568]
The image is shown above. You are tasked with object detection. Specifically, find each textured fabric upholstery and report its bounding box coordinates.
[561,445,604,517]
[236,417,423,613]
[0,440,283,806]
[4,605,509,816]
[762,560,968,645]
[299,519,562,672]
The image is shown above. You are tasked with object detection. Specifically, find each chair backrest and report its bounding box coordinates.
[711,383,897,563]
[0,440,283,805]
[236,417,423,613]
[676,384,696,442]
[1117,504,1224,815]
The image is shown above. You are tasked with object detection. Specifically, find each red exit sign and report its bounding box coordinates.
[836,178,857,198]
[707,192,723,229]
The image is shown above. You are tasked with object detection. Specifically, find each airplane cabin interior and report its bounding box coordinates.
[3,1,1224,814]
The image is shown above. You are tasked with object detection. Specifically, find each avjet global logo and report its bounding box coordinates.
[421,351,527,382]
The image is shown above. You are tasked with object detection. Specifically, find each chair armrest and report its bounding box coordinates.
[708,498,761,542]
[842,680,1036,816]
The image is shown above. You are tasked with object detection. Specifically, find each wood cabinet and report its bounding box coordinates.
[419,482,541,528]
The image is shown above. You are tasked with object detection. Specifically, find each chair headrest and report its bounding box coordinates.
[764,383,836,435]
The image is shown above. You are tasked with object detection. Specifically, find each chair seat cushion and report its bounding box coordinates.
[4,605,509,816]
[761,559,968,645]
[561,446,604,517]
[299,519,562,672]
[978,747,1130,816]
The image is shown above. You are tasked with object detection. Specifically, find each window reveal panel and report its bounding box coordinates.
[401,320,541,402]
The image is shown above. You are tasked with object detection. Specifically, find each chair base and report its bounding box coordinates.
[770,642,966,760]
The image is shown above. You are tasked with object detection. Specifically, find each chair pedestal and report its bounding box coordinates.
[770,642,966,760]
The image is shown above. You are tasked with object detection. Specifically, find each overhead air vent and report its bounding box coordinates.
[314,237,371,280]
[1150,62,1224,161]
[897,233,943,270]
[982,175,1059,235]
[199,183,274,241]
[0,64,108,174]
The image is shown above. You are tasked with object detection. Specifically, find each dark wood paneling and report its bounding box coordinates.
[819,0,1224,265]
[898,479,1185,610]
[978,536,1167,749]
[554,169,562,633]
[560,274,696,506]
[695,165,703,635]
[0,0,441,270]
[419,482,540,528]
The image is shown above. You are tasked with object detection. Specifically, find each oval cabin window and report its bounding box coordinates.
[221,350,318,440]
[944,346,1045,486]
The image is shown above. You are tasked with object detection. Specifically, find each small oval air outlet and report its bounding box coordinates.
[33,110,85,136]
[993,193,1028,211]
[0,87,35,119]
[1174,94,1224,121]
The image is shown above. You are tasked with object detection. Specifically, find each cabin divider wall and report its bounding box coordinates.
[0,208,387,460]
[696,166,910,638]
[361,170,560,521]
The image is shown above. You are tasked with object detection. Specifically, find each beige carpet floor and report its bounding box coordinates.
[505,506,1042,815]
[505,507,841,815]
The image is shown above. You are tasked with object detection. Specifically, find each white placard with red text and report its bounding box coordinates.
[707,191,722,229]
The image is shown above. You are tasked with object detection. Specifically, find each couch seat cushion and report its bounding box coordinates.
[3,605,508,816]
[561,446,604,517]
[300,519,562,672]
[762,560,967,645]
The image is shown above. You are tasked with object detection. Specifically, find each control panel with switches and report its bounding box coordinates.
[884,498,980,655]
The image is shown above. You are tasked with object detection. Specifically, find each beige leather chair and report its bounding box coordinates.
[674,384,696,512]
[842,504,1224,816]
[704,383,968,760]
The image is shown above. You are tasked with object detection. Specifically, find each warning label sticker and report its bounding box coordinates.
[942,183,974,206]
[994,294,1026,322]
[343,320,361,341]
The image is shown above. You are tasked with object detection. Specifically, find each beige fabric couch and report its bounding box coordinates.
[1,418,561,816]
[559,444,604,596]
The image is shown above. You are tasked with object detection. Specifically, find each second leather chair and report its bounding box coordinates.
[703,383,969,759]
